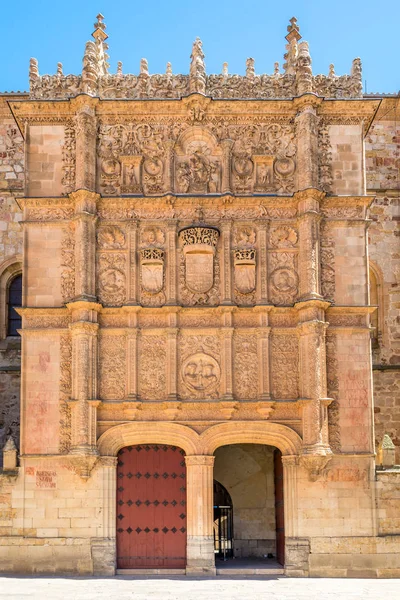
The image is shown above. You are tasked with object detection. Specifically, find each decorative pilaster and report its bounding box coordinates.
[221,140,233,193]
[295,188,325,301]
[257,327,271,400]
[127,220,139,304]
[256,220,269,304]
[281,455,299,538]
[296,300,332,472]
[127,329,139,400]
[165,141,175,193]
[167,327,178,400]
[74,97,98,191]
[70,190,99,302]
[220,220,233,304]
[166,221,177,305]
[185,455,216,575]
[220,312,234,400]
[98,456,118,538]
[294,97,321,191]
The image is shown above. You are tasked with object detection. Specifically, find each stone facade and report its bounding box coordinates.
[0,15,399,577]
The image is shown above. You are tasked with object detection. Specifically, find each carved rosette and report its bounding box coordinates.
[179,226,220,306]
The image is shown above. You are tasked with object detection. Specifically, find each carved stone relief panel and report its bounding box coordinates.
[269,225,298,249]
[232,225,257,305]
[271,333,299,399]
[61,223,75,303]
[175,128,222,194]
[179,226,220,306]
[97,252,127,306]
[61,120,76,195]
[99,333,126,400]
[326,332,340,452]
[179,334,221,400]
[269,251,298,305]
[233,333,258,400]
[139,335,167,400]
[97,224,126,249]
[59,333,72,453]
[320,222,336,302]
[140,248,165,306]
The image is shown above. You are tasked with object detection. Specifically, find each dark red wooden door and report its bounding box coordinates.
[116,444,187,569]
[274,448,285,565]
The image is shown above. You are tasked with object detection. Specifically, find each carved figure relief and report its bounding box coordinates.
[233,226,256,247]
[140,227,165,247]
[175,131,222,194]
[269,226,298,248]
[120,156,142,193]
[97,225,126,249]
[253,156,274,192]
[97,252,126,306]
[269,252,298,305]
[182,352,220,395]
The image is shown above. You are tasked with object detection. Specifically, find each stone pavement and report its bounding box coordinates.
[1,576,400,599]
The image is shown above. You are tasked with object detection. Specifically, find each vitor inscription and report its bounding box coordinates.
[36,470,57,489]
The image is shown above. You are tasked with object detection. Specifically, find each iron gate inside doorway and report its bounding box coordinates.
[213,480,234,559]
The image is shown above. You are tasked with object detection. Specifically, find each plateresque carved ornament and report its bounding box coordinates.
[182,352,220,394]
[234,249,256,295]
[140,248,164,294]
[179,226,219,294]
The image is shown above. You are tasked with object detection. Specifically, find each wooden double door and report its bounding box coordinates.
[116,444,187,569]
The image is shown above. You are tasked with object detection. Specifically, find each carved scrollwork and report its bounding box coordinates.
[271,334,299,399]
[99,334,126,400]
[61,223,75,303]
[97,253,126,306]
[61,120,76,194]
[139,336,167,400]
[234,335,258,400]
[269,251,299,306]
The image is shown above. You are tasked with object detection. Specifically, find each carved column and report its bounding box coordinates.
[294,97,321,191]
[295,189,324,302]
[297,301,332,460]
[69,316,100,457]
[220,220,233,305]
[256,220,269,304]
[282,455,299,538]
[74,98,98,191]
[221,139,233,194]
[220,312,234,400]
[70,190,98,302]
[257,327,271,400]
[167,326,178,400]
[185,455,216,575]
[127,220,139,304]
[166,221,177,305]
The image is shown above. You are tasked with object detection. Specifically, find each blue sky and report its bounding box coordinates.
[1,0,399,94]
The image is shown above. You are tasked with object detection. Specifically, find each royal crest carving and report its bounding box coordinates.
[233,249,256,299]
[140,248,165,306]
[179,226,220,297]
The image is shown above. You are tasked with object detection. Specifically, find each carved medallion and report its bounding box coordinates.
[179,226,220,295]
[182,352,220,394]
[234,249,256,294]
[274,157,295,177]
[270,267,298,304]
[140,248,164,294]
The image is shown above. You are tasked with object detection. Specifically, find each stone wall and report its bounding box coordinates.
[0,96,24,465]
[365,97,400,463]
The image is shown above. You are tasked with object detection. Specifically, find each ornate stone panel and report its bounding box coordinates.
[326,332,341,452]
[61,223,75,303]
[59,333,72,453]
[138,335,167,400]
[268,251,299,305]
[178,334,221,400]
[320,221,336,302]
[99,333,126,400]
[179,227,220,306]
[271,333,299,399]
[97,251,127,306]
[233,332,258,400]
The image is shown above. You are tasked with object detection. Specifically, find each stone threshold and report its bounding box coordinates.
[116,569,186,575]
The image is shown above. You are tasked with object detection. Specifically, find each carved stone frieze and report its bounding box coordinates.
[271,333,299,399]
[234,334,258,400]
[99,333,126,400]
[139,336,167,400]
[326,332,340,452]
[61,120,76,194]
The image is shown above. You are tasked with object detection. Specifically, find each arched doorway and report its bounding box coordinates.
[213,443,284,565]
[213,480,233,560]
[116,444,187,569]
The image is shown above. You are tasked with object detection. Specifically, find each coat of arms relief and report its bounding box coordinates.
[140,227,166,306]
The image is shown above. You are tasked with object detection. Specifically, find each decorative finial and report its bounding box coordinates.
[3,436,17,452]
[296,41,313,94]
[166,62,172,76]
[283,16,301,74]
[29,58,39,86]
[92,13,108,41]
[140,58,149,76]
[246,57,255,78]
[189,38,206,94]
[57,62,63,76]
[117,61,123,75]
[351,57,363,97]
[328,63,335,78]
[274,62,280,75]
[222,62,228,78]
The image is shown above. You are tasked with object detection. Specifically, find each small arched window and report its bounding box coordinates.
[7,274,22,336]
